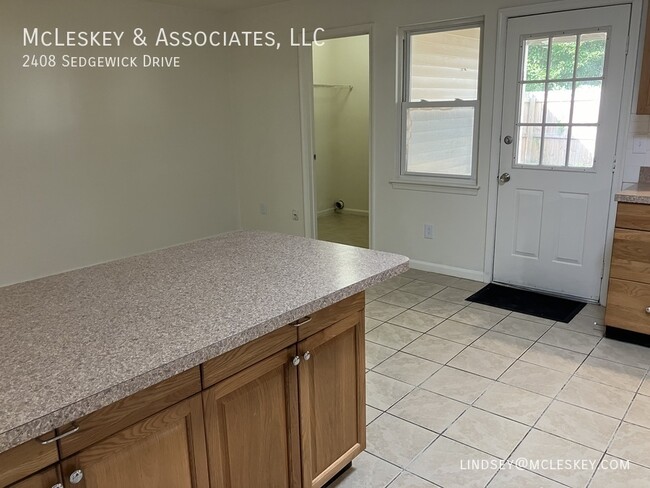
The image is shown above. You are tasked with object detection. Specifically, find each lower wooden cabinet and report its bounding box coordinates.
[60,395,209,488]
[298,311,365,488]
[202,305,366,488]
[9,467,61,488]
[0,294,366,488]
[203,347,301,488]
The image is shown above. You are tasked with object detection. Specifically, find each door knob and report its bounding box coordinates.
[503,135,513,144]
[303,351,311,361]
[69,469,84,484]
[51,484,64,488]
[499,173,511,183]
[292,356,301,367]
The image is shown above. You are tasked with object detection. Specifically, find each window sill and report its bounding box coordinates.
[389,178,480,195]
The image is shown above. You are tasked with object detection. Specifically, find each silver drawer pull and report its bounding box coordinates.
[294,316,312,327]
[39,423,80,444]
[646,307,650,314]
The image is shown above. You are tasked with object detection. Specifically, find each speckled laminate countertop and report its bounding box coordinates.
[0,230,408,454]
[615,183,650,204]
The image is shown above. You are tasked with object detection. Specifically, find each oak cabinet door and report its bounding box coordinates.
[298,311,366,488]
[203,347,301,488]
[60,395,209,488]
[9,467,61,488]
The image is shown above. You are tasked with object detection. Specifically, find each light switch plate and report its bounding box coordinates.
[632,136,647,154]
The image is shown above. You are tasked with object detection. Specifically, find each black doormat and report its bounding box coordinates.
[467,283,586,323]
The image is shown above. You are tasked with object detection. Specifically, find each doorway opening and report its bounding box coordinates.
[312,34,370,248]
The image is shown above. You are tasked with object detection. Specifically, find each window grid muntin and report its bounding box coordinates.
[514,28,608,171]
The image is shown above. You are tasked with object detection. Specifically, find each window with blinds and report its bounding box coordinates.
[400,22,482,186]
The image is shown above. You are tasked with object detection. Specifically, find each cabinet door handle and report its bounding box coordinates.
[303,351,311,361]
[294,316,312,327]
[39,423,80,444]
[292,356,301,367]
[51,484,64,488]
[69,469,84,484]
[646,307,650,314]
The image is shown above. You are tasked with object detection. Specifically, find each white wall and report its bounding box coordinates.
[229,0,644,279]
[227,0,554,278]
[313,35,370,214]
[0,0,240,286]
[623,115,650,185]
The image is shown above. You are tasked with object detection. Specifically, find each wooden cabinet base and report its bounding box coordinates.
[0,293,366,488]
[203,347,301,488]
[298,311,366,488]
[9,467,61,488]
[60,395,209,488]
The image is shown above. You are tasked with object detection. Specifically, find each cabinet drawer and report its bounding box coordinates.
[297,293,365,341]
[57,367,201,458]
[0,437,58,487]
[605,279,650,334]
[610,229,650,283]
[8,466,60,488]
[202,325,297,388]
[615,203,650,231]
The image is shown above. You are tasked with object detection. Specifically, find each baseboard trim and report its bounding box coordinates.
[409,259,485,282]
[317,208,369,217]
[342,208,369,217]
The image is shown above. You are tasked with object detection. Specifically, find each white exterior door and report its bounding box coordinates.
[493,5,630,301]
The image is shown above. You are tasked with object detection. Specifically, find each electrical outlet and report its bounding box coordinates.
[260,203,268,215]
[424,224,434,239]
[291,209,299,221]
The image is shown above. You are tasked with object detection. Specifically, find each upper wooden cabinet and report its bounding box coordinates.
[60,395,209,488]
[638,11,650,113]
[298,311,366,488]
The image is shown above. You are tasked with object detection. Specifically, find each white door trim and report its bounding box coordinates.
[298,23,374,245]
[484,0,643,304]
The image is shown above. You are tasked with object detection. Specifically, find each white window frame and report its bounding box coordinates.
[392,18,484,193]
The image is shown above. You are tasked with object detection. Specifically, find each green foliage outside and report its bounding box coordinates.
[524,38,605,91]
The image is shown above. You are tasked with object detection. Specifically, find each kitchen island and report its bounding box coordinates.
[0,230,408,487]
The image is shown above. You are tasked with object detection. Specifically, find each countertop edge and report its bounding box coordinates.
[0,260,409,453]
[615,194,650,204]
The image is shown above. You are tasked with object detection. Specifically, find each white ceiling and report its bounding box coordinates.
[145,0,290,13]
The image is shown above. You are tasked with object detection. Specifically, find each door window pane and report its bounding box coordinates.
[514,29,605,169]
[572,81,602,123]
[549,35,577,79]
[518,125,542,165]
[524,38,549,81]
[409,28,481,102]
[541,126,568,166]
[520,83,545,123]
[546,82,573,123]
[405,107,474,175]
[568,126,597,168]
[576,32,607,78]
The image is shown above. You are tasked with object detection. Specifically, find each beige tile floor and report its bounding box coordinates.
[331,269,650,488]
[318,212,369,248]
